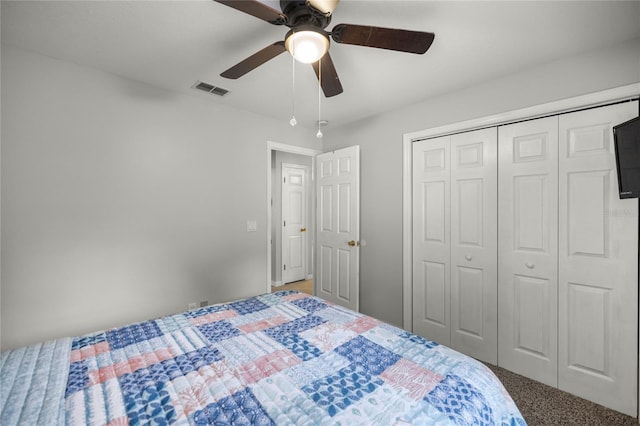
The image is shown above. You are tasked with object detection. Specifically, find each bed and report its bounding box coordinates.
[1,290,526,425]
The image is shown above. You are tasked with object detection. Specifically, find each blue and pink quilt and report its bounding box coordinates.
[2,291,526,425]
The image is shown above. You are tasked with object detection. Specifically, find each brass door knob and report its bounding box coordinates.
[348,240,359,247]
[300,227,307,232]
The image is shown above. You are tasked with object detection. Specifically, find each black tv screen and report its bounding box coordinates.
[613,115,640,199]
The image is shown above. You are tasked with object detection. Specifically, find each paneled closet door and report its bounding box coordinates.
[558,101,638,416]
[498,116,559,387]
[413,136,451,345]
[449,128,498,364]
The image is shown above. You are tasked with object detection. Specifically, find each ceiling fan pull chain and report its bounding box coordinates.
[316,58,323,139]
[290,47,297,127]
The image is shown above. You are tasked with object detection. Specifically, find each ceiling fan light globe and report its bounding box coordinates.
[286,30,329,64]
[307,0,340,15]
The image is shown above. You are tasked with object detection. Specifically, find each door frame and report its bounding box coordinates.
[281,162,310,284]
[266,141,321,294]
[401,83,639,331]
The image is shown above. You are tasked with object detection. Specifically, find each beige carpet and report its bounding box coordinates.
[271,279,313,295]
[486,363,637,425]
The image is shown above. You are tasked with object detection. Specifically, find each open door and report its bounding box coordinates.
[316,146,360,311]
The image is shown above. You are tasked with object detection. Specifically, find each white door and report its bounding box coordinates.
[498,116,559,387]
[412,136,451,345]
[412,129,498,362]
[316,146,360,311]
[282,164,308,284]
[557,101,638,416]
[449,128,498,364]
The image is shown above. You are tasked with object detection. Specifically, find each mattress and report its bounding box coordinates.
[1,291,526,425]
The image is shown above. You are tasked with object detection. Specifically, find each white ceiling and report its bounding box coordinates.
[2,1,639,129]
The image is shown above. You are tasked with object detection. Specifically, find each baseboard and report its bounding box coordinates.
[271,280,283,287]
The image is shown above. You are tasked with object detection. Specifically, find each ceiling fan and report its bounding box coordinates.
[214,0,435,97]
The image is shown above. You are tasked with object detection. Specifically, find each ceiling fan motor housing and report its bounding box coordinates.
[280,0,332,29]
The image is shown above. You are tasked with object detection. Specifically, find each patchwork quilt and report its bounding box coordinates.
[2,291,526,425]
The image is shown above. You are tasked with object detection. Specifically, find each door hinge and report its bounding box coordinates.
[283,177,286,183]
[283,265,286,271]
[283,220,286,227]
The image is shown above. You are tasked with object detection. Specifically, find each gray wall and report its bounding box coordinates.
[0,46,321,349]
[2,35,639,350]
[322,37,640,328]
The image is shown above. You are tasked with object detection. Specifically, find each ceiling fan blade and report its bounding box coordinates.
[331,24,435,54]
[311,52,343,97]
[214,0,286,25]
[221,41,286,79]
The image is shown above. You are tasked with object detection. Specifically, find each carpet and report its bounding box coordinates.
[486,363,637,425]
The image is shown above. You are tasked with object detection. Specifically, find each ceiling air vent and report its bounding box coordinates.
[192,80,229,97]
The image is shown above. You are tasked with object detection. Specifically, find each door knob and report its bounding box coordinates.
[465,255,473,261]
[525,262,535,269]
[348,240,359,247]
[300,227,307,232]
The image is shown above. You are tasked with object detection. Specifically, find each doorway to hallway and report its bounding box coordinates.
[266,142,320,295]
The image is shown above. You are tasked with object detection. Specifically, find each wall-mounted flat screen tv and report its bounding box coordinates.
[613,115,640,199]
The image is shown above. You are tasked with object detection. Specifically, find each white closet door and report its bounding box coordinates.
[450,128,498,364]
[558,101,638,416]
[498,116,559,387]
[413,136,451,345]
